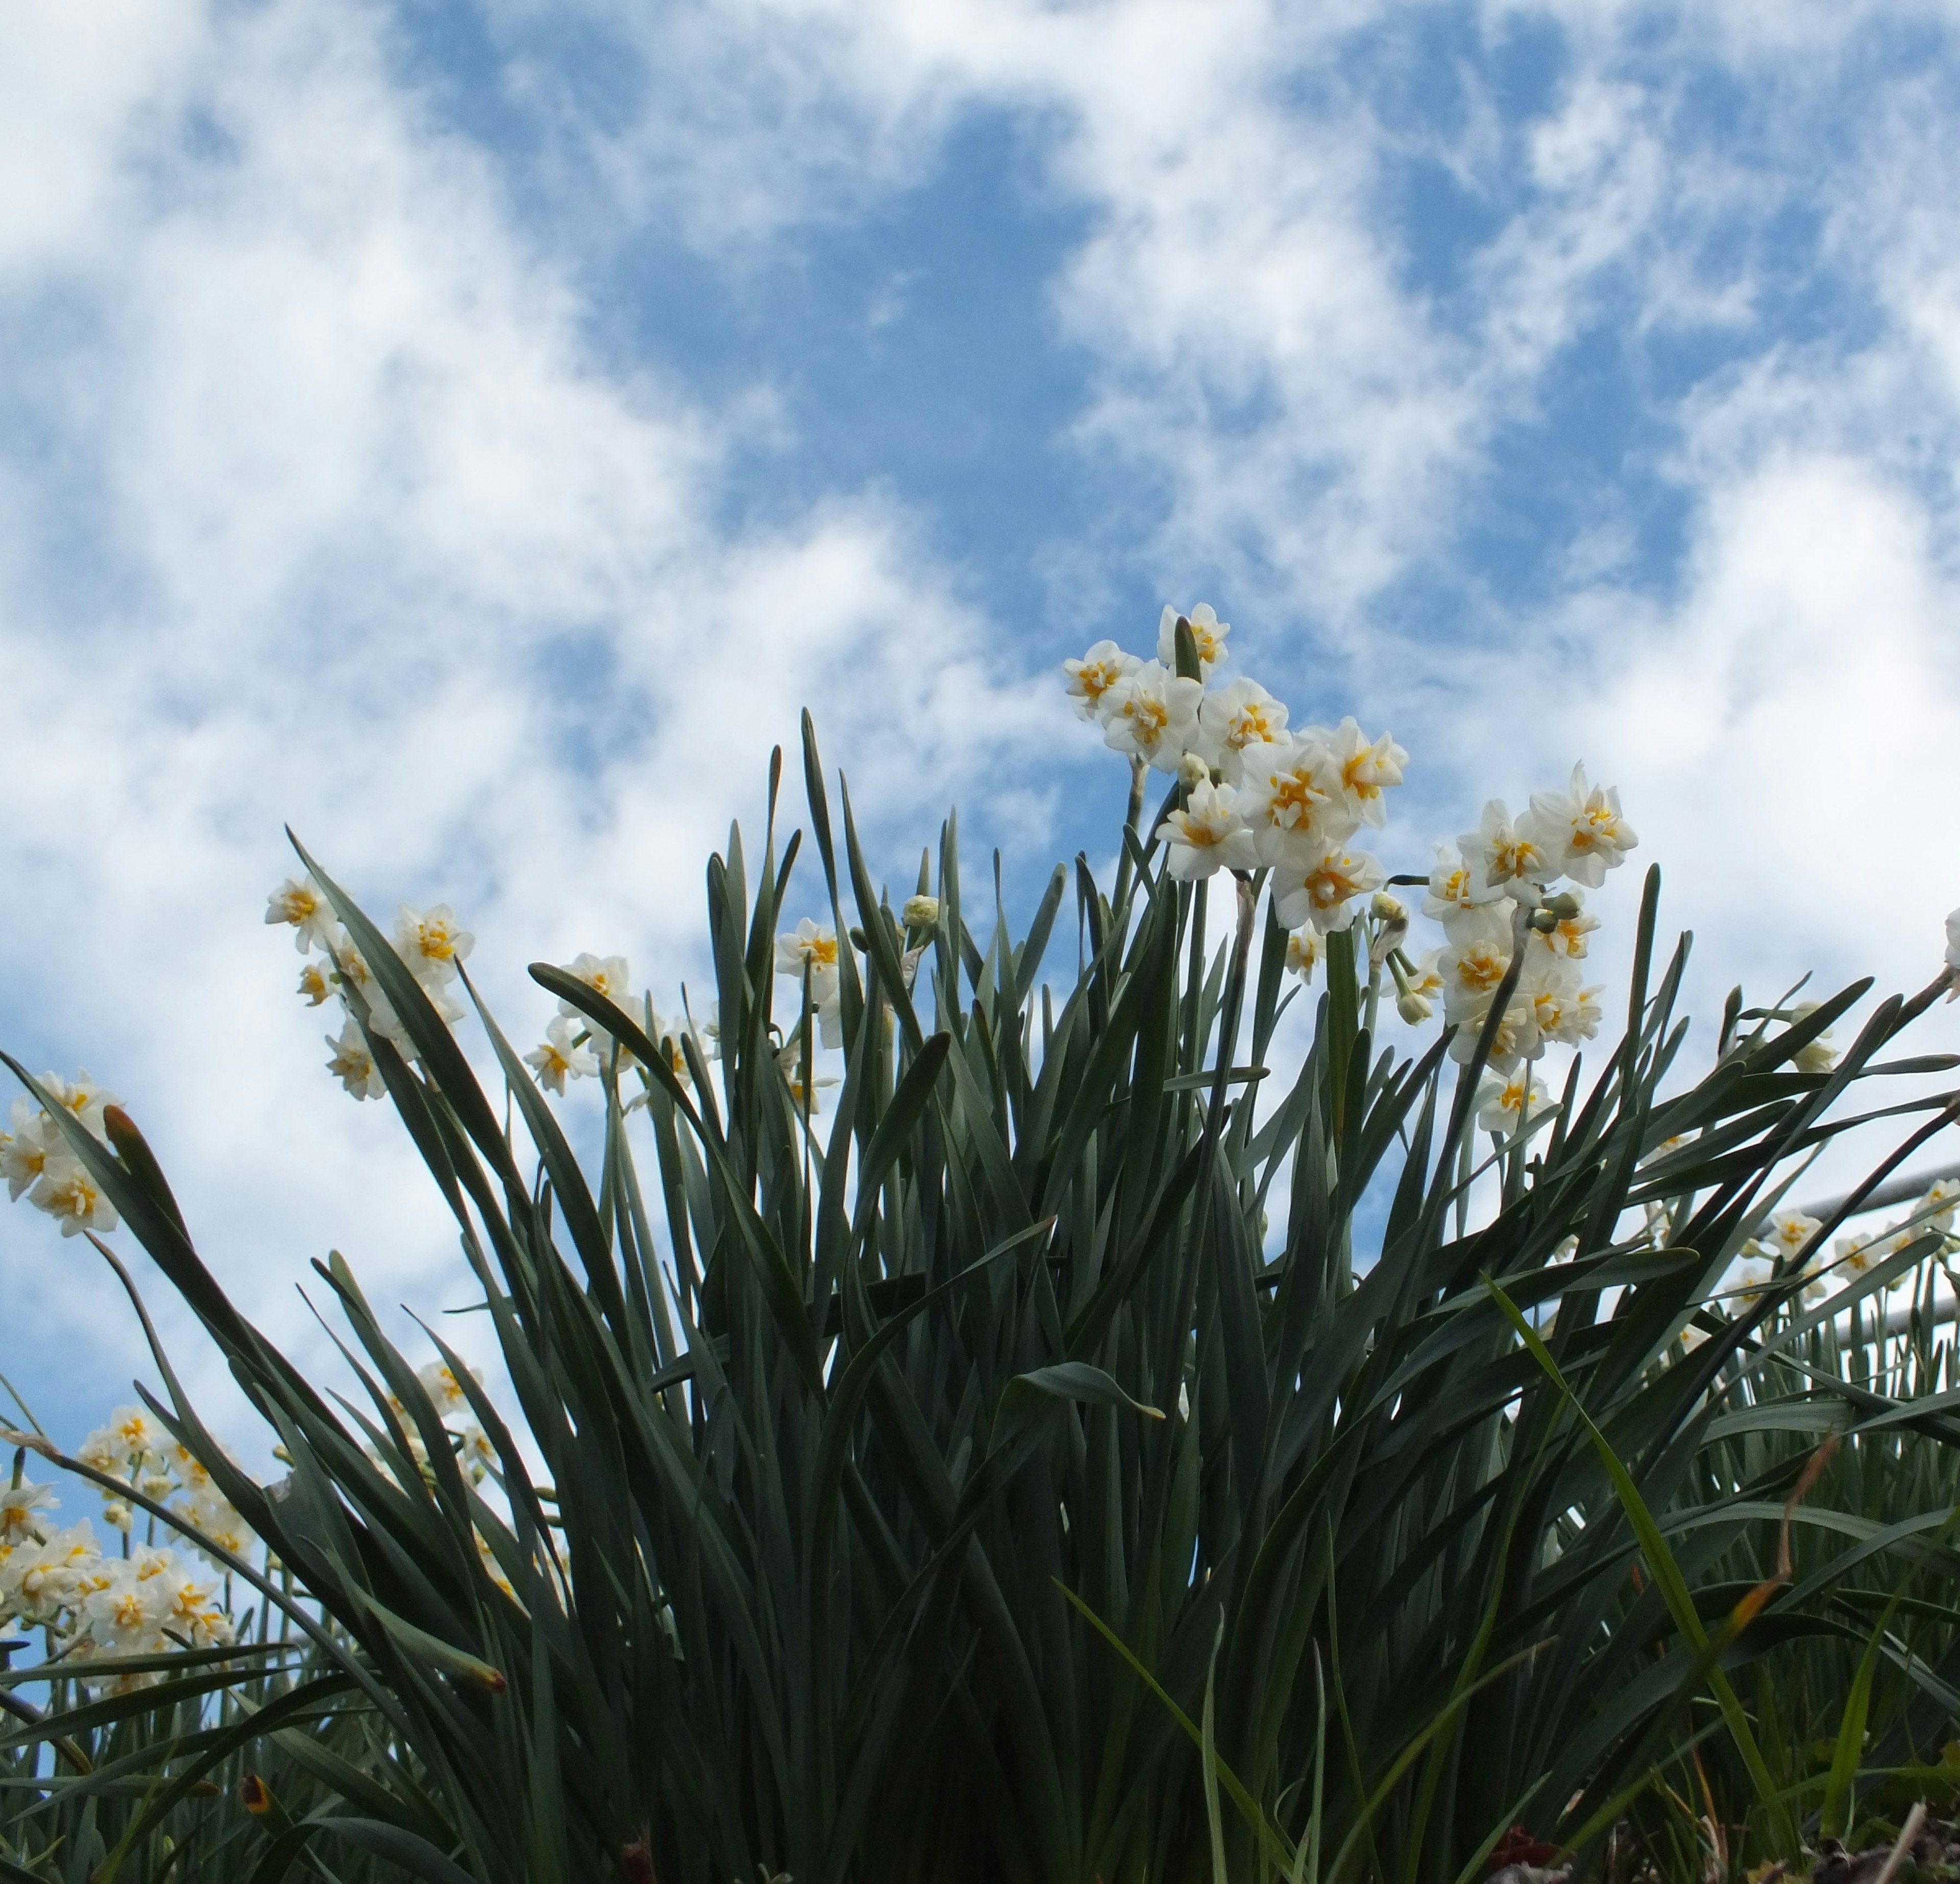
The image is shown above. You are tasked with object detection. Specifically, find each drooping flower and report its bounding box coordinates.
[1062,640,1141,721]
[1308,717,1407,828]
[1156,781,1259,880]
[1239,735,1355,861]
[1285,930,1321,983]
[297,961,334,1007]
[326,1020,388,1101]
[1270,839,1386,934]
[28,1159,118,1238]
[0,1099,58,1202]
[1195,678,1288,782]
[264,877,341,953]
[1520,764,1637,888]
[1101,660,1204,773]
[394,905,475,988]
[525,1015,598,1096]
[1460,801,1555,899]
[1155,604,1229,676]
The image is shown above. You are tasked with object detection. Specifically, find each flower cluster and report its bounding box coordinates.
[266,876,476,1102]
[1712,1178,1960,1320]
[1065,607,1636,1086]
[0,1075,120,1239]
[521,953,721,1104]
[0,1405,257,1694]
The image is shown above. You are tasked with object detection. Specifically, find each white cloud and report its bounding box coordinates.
[0,0,1053,1446]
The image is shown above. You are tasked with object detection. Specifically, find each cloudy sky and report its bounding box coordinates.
[5,0,1960,1448]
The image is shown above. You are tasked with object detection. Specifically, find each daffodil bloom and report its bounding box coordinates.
[1728,1255,1775,1307]
[1461,801,1554,898]
[776,1041,839,1114]
[1062,640,1140,720]
[1784,1002,1836,1074]
[1240,736,1356,860]
[1271,839,1386,934]
[29,1159,118,1238]
[1475,1070,1553,1137]
[1766,1209,1823,1261]
[1156,603,1229,675]
[1519,956,1603,1049]
[1156,780,1258,880]
[525,1015,597,1096]
[1436,905,1515,1026]
[557,953,632,1014]
[297,962,334,1006]
[326,1020,388,1101]
[1306,717,1407,828]
[1285,929,1321,982]
[1521,764,1637,889]
[1923,1178,1960,1234]
[0,1481,56,1544]
[1423,844,1506,925]
[0,1099,58,1202]
[1196,678,1288,782]
[1101,660,1204,773]
[775,921,841,1008]
[265,876,341,953]
[1527,888,1600,958]
[394,904,475,988]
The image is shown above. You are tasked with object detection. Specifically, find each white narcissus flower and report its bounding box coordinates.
[1729,1254,1775,1307]
[775,920,841,1006]
[1239,736,1355,860]
[176,1489,252,1564]
[416,1360,478,1416]
[525,1015,598,1096]
[1784,1002,1837,1074]
[82,1557,172,1655]
[1285,930,1320,983]
[1270,840,1386,934]
[1436,904,1515,1028]
[1475,1070,1553,1137]
[1766,1209,1823,1262]
[0,1099,58,1202]
[28,1159,118,1238]
[1101,660,1204,773]
[1062,640,1141,721]
[1518,956,1604,1049]
[0,1482,56,1545]
[1461,801,1555,899]
[1922,1178,1960,1233]
[297,962,334,1007]
[1521,763,1637,888]
[1308,717,1407,828]
[395,905,474,988]
[1529,895,1600,960]
[1196,678,1288,781]
[1156,603,1229,675]
[1156,781,1259,880]
[775,1040,839,1114]
[557,953,631,1012]
[326,1020,388,1101]
[1423,845,1506,927]
[264,876,340,953]
[164,1567,233,1648]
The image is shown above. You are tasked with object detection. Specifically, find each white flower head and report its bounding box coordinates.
[297,961,335,1007]
[1285,929,1321,983]
[557,953,631,1014]
[1101,660,1204,774]
[1784,1002,1837,1075]
[326,1020,388,1101]
[1156,781,1259,881]
[775,921,841,1007]
[0,1481,56,1546]
[1307,717,1408,829]
[1729,1254,1775,1308]
[28,1159,117,1239]
[1239,735,1358,861]
[1461,801,1556,899]
[1476,1070,1553,1137]
[1436,903,1516,1027]
[901,894,940,930]
[1423,844,1506,928]
[1156,604,1229,676]
[1521,764,1637,889]
[1062,640,1141,721]
[0,1099,59,1202]
[1196,678,1288,782]
[525,1014,598,1097]
[1271,839,1386,934]
[394,905,474,988]
[1922,1178,1960,1234]
[265,876,340,953]
[1529,889,1600,960]
[776,1040,839,1114]
[1766,1209,1823,1261]
[1520,956,1604,1049]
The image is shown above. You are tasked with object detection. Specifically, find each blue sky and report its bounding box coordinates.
[5,0,1960,1446]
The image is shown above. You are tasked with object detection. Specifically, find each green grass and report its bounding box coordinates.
[7,717,1960,1883]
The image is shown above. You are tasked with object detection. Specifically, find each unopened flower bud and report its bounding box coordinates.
[102,1500,132,1533]
[1541,891,1581,921]
[1395,989,1434,1025]
[1370,893,1407,924]
[1177,750,1211,790]
[901,894,940,929]
[1528,907,1560,932]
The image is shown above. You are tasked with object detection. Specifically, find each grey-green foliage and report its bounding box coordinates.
[9,715,1960,1884]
